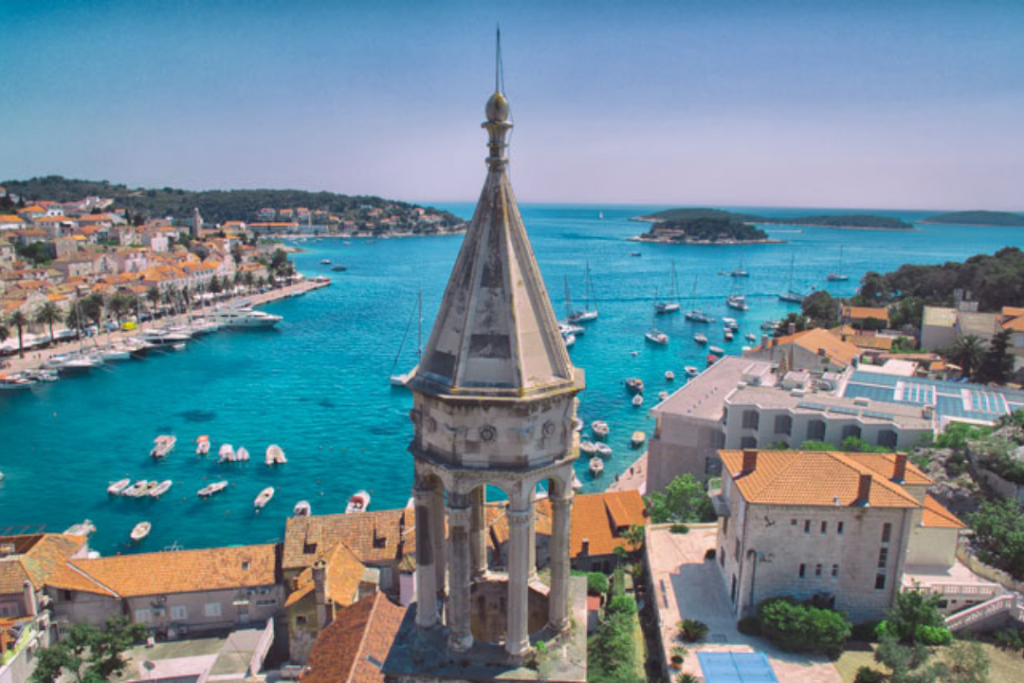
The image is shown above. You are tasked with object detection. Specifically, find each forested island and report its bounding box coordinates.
[633,207,914,230]
[1,176,466,235]
[921,210,1024,227]
[632,216,777,245]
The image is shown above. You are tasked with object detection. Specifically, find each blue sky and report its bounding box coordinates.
[2,0,1022,210]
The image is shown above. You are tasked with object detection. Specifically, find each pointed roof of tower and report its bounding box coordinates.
[408,47,579,400]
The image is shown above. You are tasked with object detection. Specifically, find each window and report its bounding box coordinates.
[720,549,726,567]
[134,608,152,623]
[791,518,797,526]
[875,573,886,590]
[877,430,898,448]
[204,602,221,617]
[831,564,839,578]
[731,575,738,602]
[734,538,741,559]
[815,563,823,577]
[807,419,826,441]
[837,522,844,535]
[882,522,892,544]
[774,415,793,436]
[296,615,307,626]
[804,520,811,534]
[740,436,758,449]
[742,410,760,430]
[842,425,862,440]
[799,563,806,578]
[62,590,73,601]
[821,521,828,535]
[878,547,889,569]
[723,517,729,536]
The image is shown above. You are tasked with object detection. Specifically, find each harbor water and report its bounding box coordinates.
[2,204,1023,555]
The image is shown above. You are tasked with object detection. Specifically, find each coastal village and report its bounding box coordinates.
[2,73,1024,683]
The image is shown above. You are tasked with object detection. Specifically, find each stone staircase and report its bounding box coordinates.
[945,593,1024,632]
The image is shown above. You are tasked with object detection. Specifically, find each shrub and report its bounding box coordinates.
[606,594,637,617]
[737,615,762,636]
[992,627,1024,652]
[915,624,952,646]
[585,572,609,596]
[677,673,699,683]
[758,599,851,657]
[885,588,945,644]
[669,523,690,534]
[851,620,883,642]
[677,618,709,643]
[854,666,885,683]
[610,565,626,598]
[670,645,686,666]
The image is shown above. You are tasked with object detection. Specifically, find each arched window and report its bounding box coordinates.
[807,419,826,441]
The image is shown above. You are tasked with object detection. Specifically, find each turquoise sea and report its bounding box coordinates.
[2,204,1023,555]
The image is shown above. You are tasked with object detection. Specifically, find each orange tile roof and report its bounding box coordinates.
[283,508,415,572]
[1003,316,1024,332]
[0,214,23,223]
[1002,306,1024,318]
[842,305,890,322]
[68,544,278,597]
[719,450,921,508]
[0,534,86,593]
[285,543,365,609]
[922,494,965,529]
[302,593,407,683]
[850,452,931,486]
[46,563,118,597]
[848,334,894,351]
[770,328,861,367]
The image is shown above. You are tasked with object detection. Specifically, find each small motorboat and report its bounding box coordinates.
[331,264,347,272]
[0,373,37,390]
[722,317,737,328]
[122,480,151,498]
[625,378,644,395]
[196,435,210,456]
[572,473,584,492]
[589,457,604,476]
[293,500,311,516]
[64,520,96,537]
[631,431,646,448]
[658,390,669,401]
[107,478,131,496]
[254,486,275,509]
[727,294,749,311]
[218,444,235,462]
[595,442,613,458]
[579,440,598,455]
[563,333,576,348]
[685,366,699,378]
[130,522,151,542]
[346,490,371,514]
[171,342,186,350]
[694,333,708,345]
[746,333,757,342]
[24,368,58,382]
[665,370,675,382]
[149,480,173,498]
[761,320,778,331]
[266,444,287,465]
[320,258,331,265]
[236,447,250,462]
[150,435,176,459]
[725,330,734,341]
[591,421,610,439]
[198,481,229,498]
[707,354,721,367]
[709,345,725,355]
[644,329,669,345]
[632,394,644,407]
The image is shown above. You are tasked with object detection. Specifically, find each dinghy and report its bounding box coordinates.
[107,478,131,496]
[293,500,311,516]
[254,487,275,509]
[130,522,151,542]
[266,444,287,465]
[218,444,235,462]
[196,435,210,456]
[198,481,229,498]
[346,490,370,514]
[589,458,604,477]
[149,480,173,498]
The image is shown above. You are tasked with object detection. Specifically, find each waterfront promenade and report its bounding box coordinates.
[1,277,330,374]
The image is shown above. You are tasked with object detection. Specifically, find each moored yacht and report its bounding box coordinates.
[0,373,37,390]
[644,329,669,345]
[726,294,749,311]
[206,306,282,329]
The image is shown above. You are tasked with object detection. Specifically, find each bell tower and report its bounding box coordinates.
[405,32,584,663]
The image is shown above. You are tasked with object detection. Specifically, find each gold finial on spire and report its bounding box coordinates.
[485,26,510,125]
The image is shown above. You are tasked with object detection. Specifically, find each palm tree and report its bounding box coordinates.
[241,271,254,294]
[8,310,29,358]
[0,319,9,349]
[146,286,161,316]
[34,301,63,344]
[107,293,133,330]
[943,335,986,379]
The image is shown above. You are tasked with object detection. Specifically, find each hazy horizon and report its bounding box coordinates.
[3,0,1023,211]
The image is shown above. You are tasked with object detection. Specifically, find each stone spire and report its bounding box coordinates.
[408,42,576,399]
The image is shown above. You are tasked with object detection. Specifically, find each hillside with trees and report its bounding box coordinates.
[635,207,914,230]
[922,210,1024,227]
[634,217,772,244]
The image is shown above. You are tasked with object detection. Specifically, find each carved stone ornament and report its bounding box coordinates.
[542,421,556,437]
[479,425,497,442]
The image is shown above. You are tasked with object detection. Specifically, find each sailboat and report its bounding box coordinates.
[655,262,681,314]
[389,290,422,387]
[684,275,715,323]
[730,251,749,277]
[568,261,599,323]
[779,253,805,304]
[826,245,850,281]
[598,210,604,220]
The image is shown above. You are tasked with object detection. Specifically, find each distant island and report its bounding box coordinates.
[920,210,1024,227]
[1,175,466,236]
[631,216,780,245]
[632,207,915,231]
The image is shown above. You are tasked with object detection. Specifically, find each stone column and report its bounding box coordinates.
[414,482,438,629]
[430,485,447,597]
[446,493,474,653]
[527,497,538,581]
[506,504,533,659]
[469,486,487,580]
[548,488,574,632]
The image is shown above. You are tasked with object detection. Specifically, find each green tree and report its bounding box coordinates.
[106,293,130,329]
[940,335,985,379]
[8,310,29,358]
[241,270,255,294]
[590,594,639,683]
[0,318,9,347]
[146,286,161,313]
[623,524,645,554]
[935,640,989,683]
[30,617,147,683]
[210,275,223,294]
[801,290,838,327]
[856,271,891,304]
[874,634,937,683]
[773,312,809,337]
[880,588,945,644]
[968,498,1024,580]
[34,301,63,343]
[976,328,1013,385]
[646,474,715,524]
[79,293,106,328]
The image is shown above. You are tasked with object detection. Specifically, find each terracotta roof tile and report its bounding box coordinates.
[0,534,85,593]
[922,494,965,529]
[302,593,407,683]
[768,328,861,368]
[286,543,365,609]
[851,452,932,486]
[283,509,415,572]
[842,305,890,322]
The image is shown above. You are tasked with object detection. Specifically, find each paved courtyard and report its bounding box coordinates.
[647,525,842,683]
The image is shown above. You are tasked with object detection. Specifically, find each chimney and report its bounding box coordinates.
[312,559,329,630]
[856,474,873,506]
[788,322,797,335]
[742,449,758,473]
[23,580,37,618]
[581,538,590,557]
[892,453,907,483]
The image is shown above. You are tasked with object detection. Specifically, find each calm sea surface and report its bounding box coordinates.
[2,204,1022,554]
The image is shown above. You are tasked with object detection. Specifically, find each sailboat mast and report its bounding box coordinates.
[564,276,572,321]
[417,289,423,357]
[584,260,593,311]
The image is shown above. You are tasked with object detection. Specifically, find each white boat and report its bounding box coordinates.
[625,377,645,394]
[685,366,699,377]
[567,261,599,323]
[265,444,287,465]
[563,333,576,348]
[389,290,423,387]
[0,373,36,390]
[730,252,749,278]
[694,333,708,345]
[236,447,250,462]
[572,473,583,492]
[709,345,725,355]
[122,480,151,498]
[579,440,598,455]
[558,322,584,337]
[64,519,96,537]
[99,344,131,361]
[320,258,331,265]
[591,420,610,438]
[572,417,584,433]
[779,254,805,304]
[589,457,604,476]
[107,478,131,495]
[196,435,211,456]
[725,330,734,341]
[218,444,235,462]
[645,329,669,345]
[655,262,682,314]
[140,329,191,346]
[130,522,151,542]
[171,342,186,350]
[726,294,749,311]
[665,370,675,381]
[658,390,669,401]
[746,333,757,342]
[149,480,173,498]
[198,481,228,498]
[254,486,275,509]
[293,500,311,516]
[150,435,176,459]
[631,431,646,447]
[50,353,104,373]
[632,394,644,407]
[24,368,58,382]
[206,306,282,329]
[595,442,613,458]
[722,317,738,327]
[761,320,778,331]
[346,490,371,514]
[826,245,850,282]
